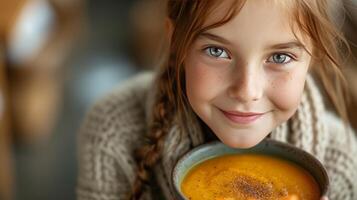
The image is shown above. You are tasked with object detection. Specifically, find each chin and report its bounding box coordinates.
[220,136,265,149]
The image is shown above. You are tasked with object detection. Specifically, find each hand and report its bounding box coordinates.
[280,195,329,200]
[215,195,329,200]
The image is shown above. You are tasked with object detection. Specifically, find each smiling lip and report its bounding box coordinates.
[220,109,264,124]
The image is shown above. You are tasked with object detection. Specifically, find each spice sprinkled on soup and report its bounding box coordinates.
[181,154,320,200]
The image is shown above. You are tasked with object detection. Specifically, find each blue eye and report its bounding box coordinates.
[268,53,293,64]
[204,47,230,59]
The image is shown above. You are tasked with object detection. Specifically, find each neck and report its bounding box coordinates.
[198,118,218,142]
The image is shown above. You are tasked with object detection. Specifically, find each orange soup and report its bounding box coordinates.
[181,154,320,200]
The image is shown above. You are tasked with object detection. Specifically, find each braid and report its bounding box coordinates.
[128,67,177,200]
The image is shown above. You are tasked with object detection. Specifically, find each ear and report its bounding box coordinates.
[165,17,174,42]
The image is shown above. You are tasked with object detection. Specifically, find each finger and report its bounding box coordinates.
[320,197,329,200]
[280,195,299,200]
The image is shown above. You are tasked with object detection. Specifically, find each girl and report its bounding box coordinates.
[77,0,357,200]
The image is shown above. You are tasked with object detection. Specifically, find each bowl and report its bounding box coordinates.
[172,138,329,200]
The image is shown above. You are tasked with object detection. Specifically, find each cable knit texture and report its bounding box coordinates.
[77,71,357,200]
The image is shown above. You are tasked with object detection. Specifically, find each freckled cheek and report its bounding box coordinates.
[186,64,213,102]
[184,58,226,105]
[268,72,306,112]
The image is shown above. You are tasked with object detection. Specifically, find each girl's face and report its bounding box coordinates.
[184,0,312,148]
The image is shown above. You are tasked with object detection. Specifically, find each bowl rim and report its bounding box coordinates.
[171,138,330,199]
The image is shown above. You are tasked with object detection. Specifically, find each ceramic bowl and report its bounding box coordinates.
[172,139,329,200]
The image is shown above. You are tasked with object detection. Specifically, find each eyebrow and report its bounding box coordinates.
[199,32,305,50]
[268,41,305,50]
[199,32,231,45]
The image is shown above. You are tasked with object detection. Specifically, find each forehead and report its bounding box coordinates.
[202,0,311,50]
[204,0,291,25]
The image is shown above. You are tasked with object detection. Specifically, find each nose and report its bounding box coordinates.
[228,64,264,102]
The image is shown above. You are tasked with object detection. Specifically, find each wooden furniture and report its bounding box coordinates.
[0,44,13,200]
[0,0,85,199]
[0,1,25,199]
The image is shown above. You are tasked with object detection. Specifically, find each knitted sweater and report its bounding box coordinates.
[77,71,357,200]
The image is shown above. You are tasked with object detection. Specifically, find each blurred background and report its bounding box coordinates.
[0,0,165,199]
[0,0,356,200]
